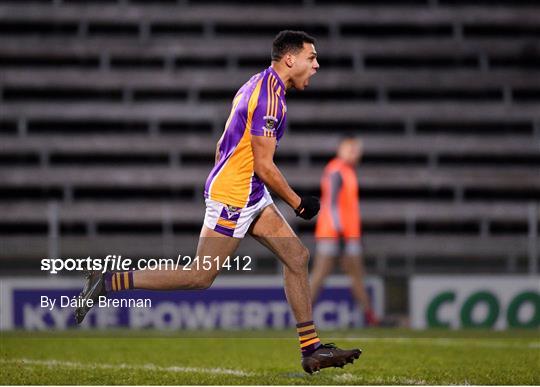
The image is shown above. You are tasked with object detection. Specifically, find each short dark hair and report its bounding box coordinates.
[340,133,358,144]
[271,30,316,62]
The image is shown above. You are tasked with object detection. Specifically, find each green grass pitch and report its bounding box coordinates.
[1,329,539,385]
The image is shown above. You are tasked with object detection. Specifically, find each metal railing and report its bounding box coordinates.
[45,201,539,275]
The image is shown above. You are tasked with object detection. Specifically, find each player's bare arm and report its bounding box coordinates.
[252,135,301,209]
[252,135,320,220]
[214,139,222,164]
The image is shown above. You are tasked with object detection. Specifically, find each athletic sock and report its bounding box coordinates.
[296,320,322,357]
[104,272,134,292]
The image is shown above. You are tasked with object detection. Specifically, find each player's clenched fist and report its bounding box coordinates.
[295,196,320,220]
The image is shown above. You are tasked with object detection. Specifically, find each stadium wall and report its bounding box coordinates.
[0,275,383,330]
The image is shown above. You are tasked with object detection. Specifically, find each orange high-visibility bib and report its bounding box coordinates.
[315,158,361,239]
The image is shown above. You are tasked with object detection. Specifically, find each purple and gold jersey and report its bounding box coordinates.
[204,66,287,208]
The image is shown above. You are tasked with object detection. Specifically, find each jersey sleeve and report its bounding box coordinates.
[250,75,284,138]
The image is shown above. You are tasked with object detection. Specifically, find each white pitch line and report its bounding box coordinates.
[333,373,428,385]
[0,358,254,377]
[338,337,540,350]
[333,372,361,383]
[377,376,428,385]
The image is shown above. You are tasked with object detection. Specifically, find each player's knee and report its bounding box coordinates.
[190,272,216,290]
[191,278,212,290]
[289,246,310,274]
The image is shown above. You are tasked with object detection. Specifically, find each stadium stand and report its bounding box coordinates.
[0,0,539,280]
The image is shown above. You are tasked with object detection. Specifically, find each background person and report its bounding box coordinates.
[311,136,379,326]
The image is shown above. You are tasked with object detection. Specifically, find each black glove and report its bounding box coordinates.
[294,196,320,220]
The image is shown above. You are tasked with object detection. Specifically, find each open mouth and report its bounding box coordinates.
[304,74,315,88]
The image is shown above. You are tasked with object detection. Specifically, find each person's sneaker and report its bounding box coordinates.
[301,343,362,374]
[74,271,107,324]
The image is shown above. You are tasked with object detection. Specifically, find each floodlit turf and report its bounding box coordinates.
[1,329,539,385]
